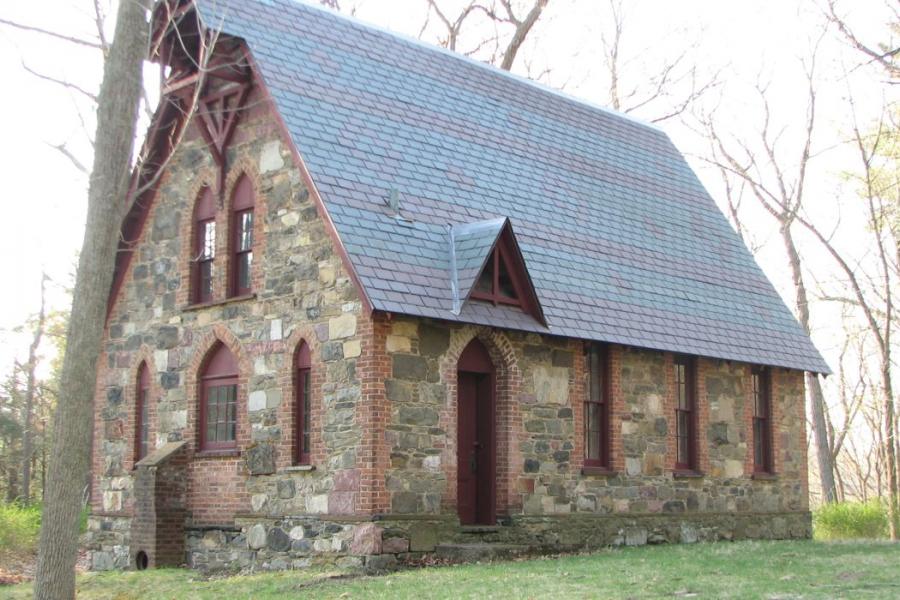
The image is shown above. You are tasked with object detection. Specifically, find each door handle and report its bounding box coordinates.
[470,452,477,474]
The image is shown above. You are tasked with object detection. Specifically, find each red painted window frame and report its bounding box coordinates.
[192,187,216,304]
[294,342,312,465]
[752,366,774,474]
[135,363,150,463]
[470,240,526,309]
[199,345,239,452]
[584,344,611,469]
[229,175,255,298]
[674,355,698,472]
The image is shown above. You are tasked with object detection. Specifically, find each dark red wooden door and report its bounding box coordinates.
[457,339,495,525]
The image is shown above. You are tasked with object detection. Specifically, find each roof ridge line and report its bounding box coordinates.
[283,0,662,133]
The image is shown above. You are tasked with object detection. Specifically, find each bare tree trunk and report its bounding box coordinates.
[21,275,48,503]
[782,224,837,503]
[33,0,149,597]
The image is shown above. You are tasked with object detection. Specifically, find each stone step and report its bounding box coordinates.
[434,543,530,562]
[459,526,501,534]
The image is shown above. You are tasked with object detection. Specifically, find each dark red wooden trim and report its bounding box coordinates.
[242,50,374,315]
[294,341,311,466]
[198,343,239,452]
[752,366,774,474]
[135,362,150,463]
[584,343,611,469]
[457,338,497,525]
[468,221,545,325]
[673,354,698,472]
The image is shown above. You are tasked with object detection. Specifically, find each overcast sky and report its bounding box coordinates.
[0,0,893,377]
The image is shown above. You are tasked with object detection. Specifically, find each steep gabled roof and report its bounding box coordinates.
[194,0,829,373]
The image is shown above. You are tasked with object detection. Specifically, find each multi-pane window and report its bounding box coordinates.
[674,355,697,471]
[136,363,150,462]
[294,341,312,465]
[230,175,255,297]
[193,187,216,304]
[752,367,773,473]
[584,344,610,469]
[200,344,239,451]
[233,209,253,295]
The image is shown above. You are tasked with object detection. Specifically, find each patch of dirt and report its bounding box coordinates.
[0,549,90,586]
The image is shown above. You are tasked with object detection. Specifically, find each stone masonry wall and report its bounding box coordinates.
[381,316,808,521]
[89,81,368,567]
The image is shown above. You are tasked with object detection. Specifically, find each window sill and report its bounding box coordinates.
[752,471,778,481]
[281,464,316,473]
[183,293,256,312]
[195,449,241,458]
[581,466,617,477]
[673,470,704,479]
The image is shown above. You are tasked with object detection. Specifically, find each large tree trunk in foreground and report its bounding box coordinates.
[33,1,149,598]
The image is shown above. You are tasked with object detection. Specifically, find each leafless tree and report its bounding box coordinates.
[18,273,48,503]
[418,0,549,71]
[699,53,840,505]
[824,0,900,81]
[596,0,719,123]
[33,0,152,595]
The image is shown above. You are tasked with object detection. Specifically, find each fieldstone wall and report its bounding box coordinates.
[381,316,809,522]
[89,80,366,564]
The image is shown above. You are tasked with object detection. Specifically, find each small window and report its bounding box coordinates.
[192,187,216,304]
[584,344,610,469]
[752,367,773,473]
[674,355,697,472]
[471,244,521,305]
[294,341,312,465]
[199,343,239,451]
[136,363,151,462]
[230,175,255,297]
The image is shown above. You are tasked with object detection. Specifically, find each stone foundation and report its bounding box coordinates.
[87,510,810,572]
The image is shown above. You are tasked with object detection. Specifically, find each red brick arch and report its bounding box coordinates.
[222,155,267,297]
[277,325,326,469]
[438,326,522,517]
[184,325,252,524]
[177,169,218,307]
[125,345,161,472]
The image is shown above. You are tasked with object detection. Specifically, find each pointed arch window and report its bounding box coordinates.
[294,342,312,465]
[199,343,239,451]
[192,186,216,304]
[136,363,151,462]
[230,175,255,297]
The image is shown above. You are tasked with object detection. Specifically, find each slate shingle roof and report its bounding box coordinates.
[196,0,829,373]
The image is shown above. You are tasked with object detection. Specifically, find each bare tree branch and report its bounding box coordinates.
[0,16,102,50]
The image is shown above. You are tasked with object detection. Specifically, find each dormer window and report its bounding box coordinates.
[471,243,523,307]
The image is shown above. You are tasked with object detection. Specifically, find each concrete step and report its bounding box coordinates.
[459,526,501,534]
[434,543,530,562]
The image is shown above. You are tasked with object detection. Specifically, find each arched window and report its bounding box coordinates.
[199,343,239,451]
[294,341,311,465]
[192,186,216,304]
[135,362,151,462]
[230,174,255,297]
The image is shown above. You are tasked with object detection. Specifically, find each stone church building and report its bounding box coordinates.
[87,0,828,571]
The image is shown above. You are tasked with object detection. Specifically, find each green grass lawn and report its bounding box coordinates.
[4,540,900,599]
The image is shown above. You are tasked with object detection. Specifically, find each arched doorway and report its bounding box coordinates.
[457,338,496,525]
